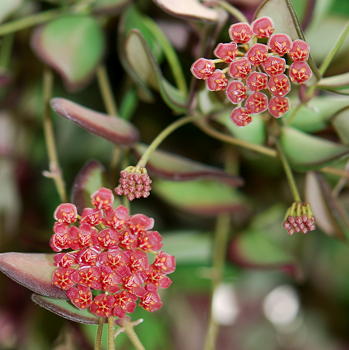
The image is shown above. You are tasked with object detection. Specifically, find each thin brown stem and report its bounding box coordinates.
[97,65,118,116]
[108,317,115,350]
[95,318,104,350]
[203,213,231,350]
[42,68,67,202]
[122,319,145,350]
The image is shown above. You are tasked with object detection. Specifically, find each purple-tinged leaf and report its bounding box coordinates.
[153,179,248,216]
[31,15,105,91]
[50,98,139,145]
[133,143,243,187]
[153,0,220,22]
[71,160,106,213]
[305,172,349,239]
[0,253,66,298]
[31,294,99,324]
[229,231,299,278]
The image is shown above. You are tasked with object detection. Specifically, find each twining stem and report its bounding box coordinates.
[121,319,145,350]
[196,118,276,157]
[108,317,115,350]
[42,68,67,202]
[213,0,248,22]
[95,318,104,350]
[97,65,118,116]
[203,214,231,350]
[136,115,200,168]
[276,141,302,202]
[0,9,62,36]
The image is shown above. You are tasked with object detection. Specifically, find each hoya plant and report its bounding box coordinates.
[0,0,349,349]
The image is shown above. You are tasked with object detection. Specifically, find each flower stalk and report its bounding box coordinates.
[42,68,67,202]
[121,319,145,350]
[108,317,115,350]
[95,317,104,350]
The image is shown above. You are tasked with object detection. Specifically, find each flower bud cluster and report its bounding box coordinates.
[190,17,312,126]
[50,187,175,317]
[283,202,316,235]
[115,166,152,201]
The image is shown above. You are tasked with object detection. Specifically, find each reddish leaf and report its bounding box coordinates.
[133,143,243,187]
[71,160,106,213]
[0,253,66,298]
[31,294,99,324]
[51,98,139,145]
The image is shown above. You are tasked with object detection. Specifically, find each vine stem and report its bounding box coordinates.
[203,213,231,350]
[213,0,248,22]
[136,115,200,168]
[108,317,115,350]
[121,319,145,350]
[0,9,62,36]
[96,65,118,116]
[276,141,301,202]
[95,318,104,350]
[196,118,349,179]
[42,68,67,202]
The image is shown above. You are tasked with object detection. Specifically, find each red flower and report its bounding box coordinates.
[247,43,269,66]
[246,72,268,92]
[289,39,310,62]
[229,22,253,43]
[262,56,286,76]
[153,252,176,274]
[190,58,215,79]
[229,58,252,79]
[67,285,92,309]
[252,17,274,38]
[90,294,115,317]
[214,42,238,62]
[230,107,252,127]
[289,61,312,84]
[245,92,268,114]
[226,80,247,104]
[206,70,228,91]
[268,74,291,97]
[268,96,289,118]
[91,187,114,209]
[140,291,163,312]
[52,267,75,290]
[54,203,78,224]
[268,33,292,56]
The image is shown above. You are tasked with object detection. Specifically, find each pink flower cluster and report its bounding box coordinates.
[190,17,312,126]
[115,166,152,201]
[50,187,175,317]
[283,202,316,235]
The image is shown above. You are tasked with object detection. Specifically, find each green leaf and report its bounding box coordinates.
[50,98,139,145]
[214,112,267,145]
[255,0,320,78]
[280,126,349,171]
[230,230,296,274]
[285,96,349,132]
[31,294,99,324]
[71,160,106,213]
[121,29,187,112]
[332,106,349,144]
[153,0,220,22]
[31,15,105,91]
[133,143,243,186]
[0,253,66,299]
[162,231,211,264]
[305,172,349,239]
[93,0,130,14]
[153,179,248,216]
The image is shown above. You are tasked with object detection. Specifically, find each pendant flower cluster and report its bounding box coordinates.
[283,202,316,235]
[50,187,175,318]
[190,17,312,126]
[115,166,152,201]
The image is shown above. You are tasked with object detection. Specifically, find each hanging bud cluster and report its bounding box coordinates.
[190,17,312,126]
[115,166,152,201]
[50,187,175,318]
[283,202,316,235]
